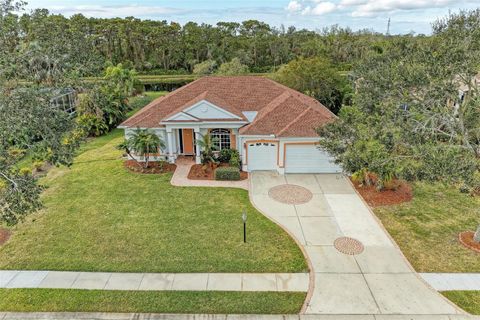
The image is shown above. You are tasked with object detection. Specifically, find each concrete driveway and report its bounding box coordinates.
[250,171,462,315]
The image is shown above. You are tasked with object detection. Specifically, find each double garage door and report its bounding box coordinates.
[284,144,341,173]
[247,142,341,173]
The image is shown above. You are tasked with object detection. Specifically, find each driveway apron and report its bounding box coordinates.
[250,171,462,315]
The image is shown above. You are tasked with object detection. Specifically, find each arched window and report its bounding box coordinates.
[210,129,231,150]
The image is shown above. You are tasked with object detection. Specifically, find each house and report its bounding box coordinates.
[119,76,341,174]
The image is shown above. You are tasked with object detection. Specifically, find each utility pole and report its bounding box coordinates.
[386,18,391,36]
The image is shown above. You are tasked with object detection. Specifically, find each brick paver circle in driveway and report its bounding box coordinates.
[268,184,313,204]
[334,237,365,255]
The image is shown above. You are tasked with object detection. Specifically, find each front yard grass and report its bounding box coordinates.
[374,182,480,273]
[442,291,480,314]
[0,129,306,273]
[0,289,305,314]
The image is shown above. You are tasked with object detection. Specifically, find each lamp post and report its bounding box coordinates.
[242,210,247,243]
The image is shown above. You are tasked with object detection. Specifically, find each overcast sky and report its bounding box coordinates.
[25,0,479,34]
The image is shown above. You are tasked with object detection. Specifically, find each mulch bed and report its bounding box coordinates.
[0,228,11,246]
[459,231,480,253]
[124,160,176,174]
[188,164,248,181]
[351,178,413,207]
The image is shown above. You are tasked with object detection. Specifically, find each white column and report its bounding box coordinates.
[194,128,201,164]
[167,130,175,163]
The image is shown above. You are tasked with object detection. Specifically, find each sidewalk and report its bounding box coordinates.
[1,312,479,320]
[421,273,480,291]
[0,271,308,292]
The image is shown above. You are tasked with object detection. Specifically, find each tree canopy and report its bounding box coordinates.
[318,10,480,192]
[274,57,350,113]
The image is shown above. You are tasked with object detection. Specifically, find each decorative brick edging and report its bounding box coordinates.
[459,231,480,253]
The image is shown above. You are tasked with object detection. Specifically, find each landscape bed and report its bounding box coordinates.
[188,164,248,181]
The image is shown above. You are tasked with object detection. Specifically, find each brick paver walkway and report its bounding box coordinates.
[0,271,308,292]
[170,158,248,190]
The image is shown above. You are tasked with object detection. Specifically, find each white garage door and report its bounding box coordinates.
[285,144,341,173]
[247,142,277,171]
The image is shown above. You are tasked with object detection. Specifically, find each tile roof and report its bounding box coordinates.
[120,76,336,137]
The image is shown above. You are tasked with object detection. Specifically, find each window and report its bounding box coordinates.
[210,129,231,150]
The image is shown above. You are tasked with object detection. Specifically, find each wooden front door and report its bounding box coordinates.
[182,129,194,155]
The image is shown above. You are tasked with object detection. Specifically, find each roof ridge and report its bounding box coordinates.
[203,91,245,118]
[120,95,166,127]
[264,77,336,117]
[239,91,291,134]
[276,106,313,137]
[253,91,291,122]
[162,91,209,120]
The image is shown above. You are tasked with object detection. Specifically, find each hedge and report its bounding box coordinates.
[215,167,241,181]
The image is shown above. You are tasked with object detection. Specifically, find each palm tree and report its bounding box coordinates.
[196,133,219,166]
[121,128,165,168]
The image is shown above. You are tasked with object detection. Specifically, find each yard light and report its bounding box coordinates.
[242,209,247,243]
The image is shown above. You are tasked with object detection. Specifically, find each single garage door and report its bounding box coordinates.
[285,144,341,173]
[247,142,277,171]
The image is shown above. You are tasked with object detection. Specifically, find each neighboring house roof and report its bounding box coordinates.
[120,76,336,137]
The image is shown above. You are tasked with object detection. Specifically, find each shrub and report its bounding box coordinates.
[193,60,217,75]
[19,167,32,176]
[229,153,240,168]
[215,167,241,181]
[32,160,44,171]
[76,114,108,137]
[217,58,249,76]
[218,148,239,163]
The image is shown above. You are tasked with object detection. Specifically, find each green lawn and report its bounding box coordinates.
[0,129,306,273]
[442,291,480,314]
[0,289,305,314]
[375,182,480,273]
[15,91,167,170]
[127,91,167,115]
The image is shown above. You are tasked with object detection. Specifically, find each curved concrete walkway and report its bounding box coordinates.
[170,158,248,190]
[249,172,463,315]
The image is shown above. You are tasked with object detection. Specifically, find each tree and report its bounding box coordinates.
[217,58,249,76]
[196,134,218,166]
[274,57,349,114]
[104,63,138,96]
[0,1,83,225]
[121,129,165,169]
[317,11,480,192]
[193,59,217,75]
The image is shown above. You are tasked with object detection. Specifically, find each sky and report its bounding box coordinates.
[25,0,480,35]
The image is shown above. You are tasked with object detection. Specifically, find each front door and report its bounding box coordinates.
[182,129,194,155]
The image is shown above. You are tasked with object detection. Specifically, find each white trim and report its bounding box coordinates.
[183,100,243,120]
[165,112,199,122]
[161,121,248,127]
[238,134,276,138]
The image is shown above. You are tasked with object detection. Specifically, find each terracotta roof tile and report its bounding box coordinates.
[120,76,336,137]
